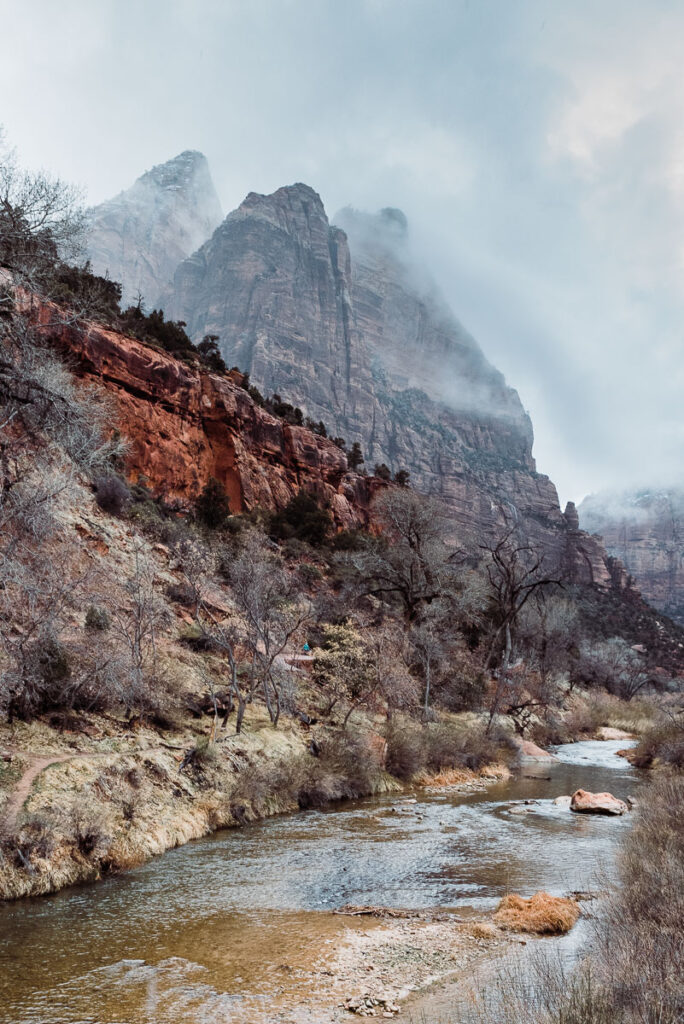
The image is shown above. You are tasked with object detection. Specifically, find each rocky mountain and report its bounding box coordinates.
[166,183,600,570]
[579,489,684,624]
[87,151,222,308]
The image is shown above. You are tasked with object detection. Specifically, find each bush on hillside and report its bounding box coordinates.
[95,474,130,515]
[269,491,332,547]
[195,477,231,530]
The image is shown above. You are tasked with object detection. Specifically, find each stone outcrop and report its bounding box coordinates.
[165,183,614,582]
[87,151,222,308]
[39,310,380,528]
[570,789,628,815]
[579,489,684,624]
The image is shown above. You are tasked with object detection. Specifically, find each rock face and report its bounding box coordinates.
[570,789,628,815]
[87,151,222,308]
[579,489,684,623]
[166,183,613,581]
[37,310,379,527]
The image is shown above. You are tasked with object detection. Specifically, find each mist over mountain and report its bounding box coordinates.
[163,178,572,548]
[580,488,684,625]
[87,150,222,307]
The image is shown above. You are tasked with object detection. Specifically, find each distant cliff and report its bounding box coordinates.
[579,489,684,624]
[87,151,222,308]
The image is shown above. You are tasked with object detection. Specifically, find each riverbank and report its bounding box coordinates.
[0,710,512,902]
[0,739,641,1023]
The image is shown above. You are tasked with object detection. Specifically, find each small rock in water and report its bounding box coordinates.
[553,795,572,807]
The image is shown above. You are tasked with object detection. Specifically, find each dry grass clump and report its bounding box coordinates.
[470,921,498,940]
[629,719,684,768]
[385,719,516,782]
[493,891,580,935]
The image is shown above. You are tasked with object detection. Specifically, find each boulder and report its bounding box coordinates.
[570,789,628,815]
[516,740,559,762]
[552,795,572,807]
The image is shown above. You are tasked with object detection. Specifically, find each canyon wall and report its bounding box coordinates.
[83,170,622,587]
[41,313,379,530]
[580,490,684,624]
[165,183,613,583]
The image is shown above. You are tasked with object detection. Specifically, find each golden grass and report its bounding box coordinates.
[470,921,499,939]
[415,763,510,789]
[493,892,580,935]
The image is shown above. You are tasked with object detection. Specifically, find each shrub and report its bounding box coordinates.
[374,462,392,481]
[329,528,367,552]
[166,582,196,607]
[195,476,231,530]
[269,491,332,547]
[120,306,197,361]
[630,719,684,768]
[85,605,110,631]
[95,474,130,515]
[347,442,364,470]
[71,800,111,858]
[297,562,323,586]
[196,334,226,374]
[385,725,426,780]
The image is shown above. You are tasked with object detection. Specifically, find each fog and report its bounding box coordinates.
[2,0,683,504]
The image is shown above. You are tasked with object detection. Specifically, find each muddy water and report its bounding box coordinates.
[0,741,639,1024]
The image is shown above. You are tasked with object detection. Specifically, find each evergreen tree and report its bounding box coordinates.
[196,477,231,529]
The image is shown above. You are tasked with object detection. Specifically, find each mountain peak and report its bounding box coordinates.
[87,151,222,307]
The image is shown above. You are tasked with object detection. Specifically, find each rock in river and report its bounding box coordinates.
[570,789,628,815]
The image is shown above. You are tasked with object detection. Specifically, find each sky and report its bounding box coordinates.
[1,0,683,506]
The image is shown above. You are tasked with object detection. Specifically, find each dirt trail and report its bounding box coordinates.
[0,739,191,836]
[0,750,112,835]
[1,754,74,834]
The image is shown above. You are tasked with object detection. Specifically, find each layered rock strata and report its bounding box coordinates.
[39,312,379,528]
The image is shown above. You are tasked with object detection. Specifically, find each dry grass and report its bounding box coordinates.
[470,921,498,940]
[493,891,580,935]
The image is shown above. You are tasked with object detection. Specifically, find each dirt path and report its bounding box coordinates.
[1,753,76,834]
[0,739,191,836]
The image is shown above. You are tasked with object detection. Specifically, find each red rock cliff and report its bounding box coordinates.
[43,313,379,528]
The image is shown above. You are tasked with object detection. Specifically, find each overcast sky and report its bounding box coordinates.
[2,0,683,505]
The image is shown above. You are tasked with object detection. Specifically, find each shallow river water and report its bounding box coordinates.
[0,740,639,1024]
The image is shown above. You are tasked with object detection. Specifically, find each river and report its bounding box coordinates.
[0,740,639,1024]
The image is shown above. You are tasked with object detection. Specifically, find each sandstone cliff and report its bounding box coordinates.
[165,183,612,583]
[87,151,222,308]
[579,489,684,624]
[40,312,379,529]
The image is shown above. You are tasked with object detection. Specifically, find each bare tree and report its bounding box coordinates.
[481,528,563,732]
[350,489,459,623]
[225,529,310,726]
[410,613,447,718]
[576,637,649,701]
[0,127,85,287]
[106,546,171,714]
